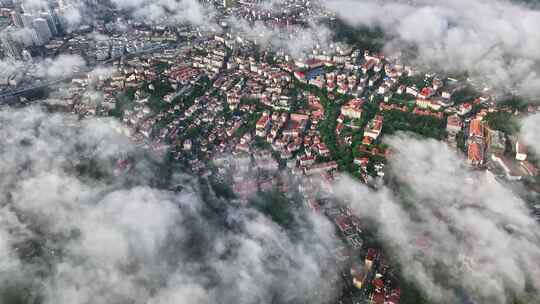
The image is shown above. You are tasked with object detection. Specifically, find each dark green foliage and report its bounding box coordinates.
[251,191,297,229]
[400,75,428,88]
[456,131,466,152]
[0,286,36,304]
[329,18,385,52]
[155,62,170,74]
[75,158,109,180]
[500,96,529,112]
[110,87,136,118]
[381,110,446,140]
[452,86,480,104]
[399,277,430,304]
[485,111,519,135]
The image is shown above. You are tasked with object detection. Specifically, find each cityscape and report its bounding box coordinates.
[1,0,540,304]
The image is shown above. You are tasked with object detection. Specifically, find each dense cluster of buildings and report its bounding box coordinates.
[2,0,540,303]
[0,0,73,58]
[457,109,538,181]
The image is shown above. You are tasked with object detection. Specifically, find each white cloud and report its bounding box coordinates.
[325,0,540,96]
[520,113,540,155]
[0,106,341,304]
[229,17,333,58]
[111,0,214,26]
[41,54,86,79]
[333,134,540,303]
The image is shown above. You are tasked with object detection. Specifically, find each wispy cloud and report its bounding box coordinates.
[228,17,333,58]
[325,0,540,96]
[520,112,540,155]
[0,106,341,304]
[110,0,215,26]
[333,133,540,303]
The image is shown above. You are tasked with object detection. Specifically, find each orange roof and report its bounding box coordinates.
[373,278,384,289]
[294,71,305,79]
[467,143,483,162]
[461,102,472,109]
[469,119,483,137]
[420,87,433,97]
[256,115,270,128]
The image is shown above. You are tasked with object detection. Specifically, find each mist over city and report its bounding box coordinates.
[1,1,540,304]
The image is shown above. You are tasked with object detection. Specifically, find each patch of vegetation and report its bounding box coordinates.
[500,96,529,112]
[452,86,481,104]
[485,111,519,135]
[110,87,136,118]
[399,277,430,304]
[329,18,385,52]
[381,109,446,140]
[251,191,298,229]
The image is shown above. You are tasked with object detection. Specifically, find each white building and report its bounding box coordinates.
[32,18,52,45]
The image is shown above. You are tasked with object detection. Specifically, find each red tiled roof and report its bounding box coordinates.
[373,278,384,289]
[469,119,483,137]
[467,142,483,162]
[366,248,378,261]
[372,291,385,304]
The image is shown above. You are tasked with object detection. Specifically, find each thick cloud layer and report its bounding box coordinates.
[228,17,333,59]
[325,0,540,96]
[520,113,540,155]
[108,0,213,26]
[0,107,340,304]
[20,0,213,28]
[333,134,540,303]
[37,54,87,79]
[0,54,86,82]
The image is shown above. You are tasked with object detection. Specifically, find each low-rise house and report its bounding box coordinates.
[341,98,365,119]
[446,114,462,134]
[516,141,527,161]
[364,115,384,140]
[467,142,484,166]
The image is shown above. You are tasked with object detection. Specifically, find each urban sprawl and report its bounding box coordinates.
[1,0,539,303]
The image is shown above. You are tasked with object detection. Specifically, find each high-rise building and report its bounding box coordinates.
[0,29,22,59]
[50,9,62,33]
[30,29,40,45]
[32,18,51,45]
[21,13,34,28]
[10,11,24,27]
[0,0,14,7]
[40,11,58,36]
[11,0,24,13]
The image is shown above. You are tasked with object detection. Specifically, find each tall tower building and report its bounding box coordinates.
[30,29,40,45]
[40,11,58,36]
[0,29,22,59]
[32,18,51,45]
[12,0,24,13]
[21,13,34,28]
[0,0,15,7]
[10,11,24,27]
[50,9,62,33]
